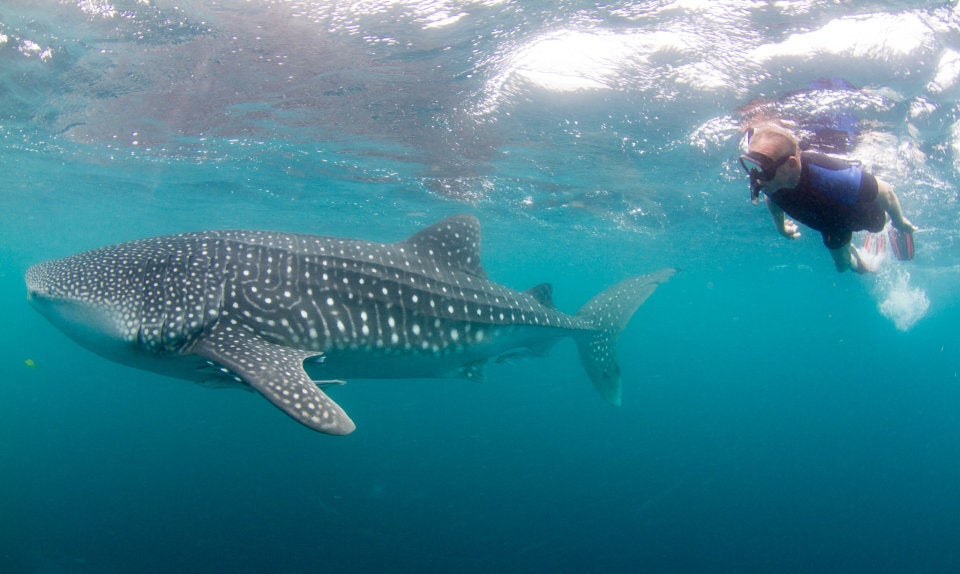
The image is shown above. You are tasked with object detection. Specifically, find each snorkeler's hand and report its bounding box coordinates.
[779,219,801,239]
[895,218,918,234]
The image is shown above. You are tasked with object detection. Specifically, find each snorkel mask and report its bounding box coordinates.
[739,150,790,205]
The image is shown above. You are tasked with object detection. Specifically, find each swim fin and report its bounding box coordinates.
[862,229,886,256]
[888,227,914,261]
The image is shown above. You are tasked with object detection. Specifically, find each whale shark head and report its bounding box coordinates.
[26,237,220,365]
[26,251,147,358]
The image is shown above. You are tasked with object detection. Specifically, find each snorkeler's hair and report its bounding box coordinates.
[748,122,800,156]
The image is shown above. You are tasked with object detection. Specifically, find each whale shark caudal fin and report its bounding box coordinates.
[191,324,356,435]
[574,268,677,406]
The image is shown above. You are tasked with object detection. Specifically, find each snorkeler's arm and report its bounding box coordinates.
[765,196,800,239]
[875,178,916,232]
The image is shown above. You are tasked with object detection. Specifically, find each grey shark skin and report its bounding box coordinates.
[25,214,675,435]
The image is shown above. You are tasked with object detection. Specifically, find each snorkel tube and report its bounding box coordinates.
[742,127,762,205]
[748,170,762,204]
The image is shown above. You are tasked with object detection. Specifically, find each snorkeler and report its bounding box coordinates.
[740,123,916,274]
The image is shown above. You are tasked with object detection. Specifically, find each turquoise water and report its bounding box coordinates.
[2,1,960,572]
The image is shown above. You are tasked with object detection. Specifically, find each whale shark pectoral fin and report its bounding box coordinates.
[190,326,356,435]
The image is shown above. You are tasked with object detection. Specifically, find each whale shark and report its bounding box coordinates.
[25,214,674,435]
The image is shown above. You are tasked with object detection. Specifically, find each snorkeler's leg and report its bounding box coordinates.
[829,245,854,273]
[876,179,916,232]
[830,244,876,274]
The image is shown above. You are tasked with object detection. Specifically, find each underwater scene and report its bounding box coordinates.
[2,1,959,572]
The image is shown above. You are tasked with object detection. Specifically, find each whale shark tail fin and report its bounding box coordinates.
[574,268,676,406]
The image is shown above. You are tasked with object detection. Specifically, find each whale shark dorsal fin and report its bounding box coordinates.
[398,214,486,278]
[191,325,356,435]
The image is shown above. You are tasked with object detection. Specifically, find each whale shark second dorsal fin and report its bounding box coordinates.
[398,214,486,278]
[524,283,555,308]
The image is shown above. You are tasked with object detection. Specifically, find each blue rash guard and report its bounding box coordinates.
[766,151,885,249]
